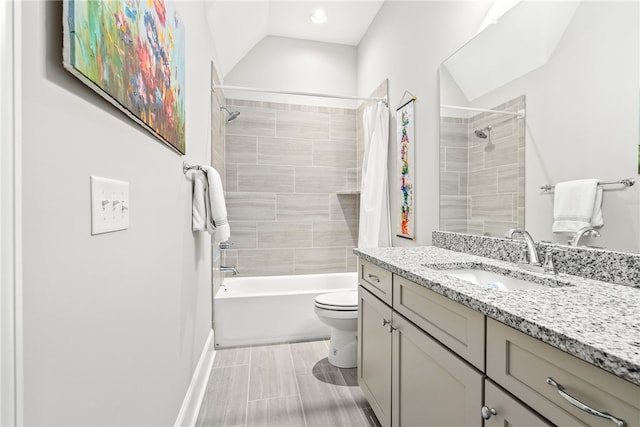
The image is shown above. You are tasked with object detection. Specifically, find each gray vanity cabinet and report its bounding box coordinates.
[358,285,393,427]
[391,314,483,426]
[483,380,554,427]
[358,259,484,427]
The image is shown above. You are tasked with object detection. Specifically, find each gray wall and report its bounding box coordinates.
[222,99,359,276]
[357,1,492,246]
[19,2,214,424]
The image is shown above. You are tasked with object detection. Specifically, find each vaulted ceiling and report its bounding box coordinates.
[205,0,385,77]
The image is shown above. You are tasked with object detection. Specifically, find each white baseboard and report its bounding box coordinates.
[174,329,215,427]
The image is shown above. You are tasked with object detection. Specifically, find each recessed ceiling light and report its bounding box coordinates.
[310,9,327,24]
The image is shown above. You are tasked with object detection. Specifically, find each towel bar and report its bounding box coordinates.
[183,161,205,174]
[541,178,635,193]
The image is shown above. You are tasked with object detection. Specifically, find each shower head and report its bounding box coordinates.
[474,125,492,139]
[220,106,240,123]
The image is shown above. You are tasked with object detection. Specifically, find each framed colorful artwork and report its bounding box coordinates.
[396,97,416,240]
[63,0,186,154]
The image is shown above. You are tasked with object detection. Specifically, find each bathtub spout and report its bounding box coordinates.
[220,265,239,276]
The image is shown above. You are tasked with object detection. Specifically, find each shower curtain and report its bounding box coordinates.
[358,101,391,248]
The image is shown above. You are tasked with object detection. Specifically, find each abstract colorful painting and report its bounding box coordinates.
[63,0,186,154]
[396,100,415,240]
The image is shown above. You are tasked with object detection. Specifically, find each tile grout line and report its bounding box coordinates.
[287,342,309,427]
[244,345,253,427]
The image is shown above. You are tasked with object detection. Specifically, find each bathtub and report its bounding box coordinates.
[213,272,358,348]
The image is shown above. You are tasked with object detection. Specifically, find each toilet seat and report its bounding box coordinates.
[314,291,358,311]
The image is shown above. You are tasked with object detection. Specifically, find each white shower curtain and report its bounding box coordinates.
[358,101,391,248]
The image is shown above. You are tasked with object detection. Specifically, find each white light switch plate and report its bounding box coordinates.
[90,176,130,235]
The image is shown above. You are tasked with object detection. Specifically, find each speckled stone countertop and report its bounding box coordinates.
[354,246,640,386]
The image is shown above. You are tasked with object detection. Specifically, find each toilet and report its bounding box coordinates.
[314,290,359,368]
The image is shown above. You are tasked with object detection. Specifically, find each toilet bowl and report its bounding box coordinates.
[314,291,358,368]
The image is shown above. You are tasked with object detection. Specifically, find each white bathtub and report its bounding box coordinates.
[213,272,358,348]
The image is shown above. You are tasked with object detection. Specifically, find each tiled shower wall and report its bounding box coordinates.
[440,95,525,237]
[222,99,359,276]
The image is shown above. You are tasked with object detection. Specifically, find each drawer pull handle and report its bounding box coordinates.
[546,377,626,427]
[382,318,396,333]
[367,274,380,283]
[481,406,497,420]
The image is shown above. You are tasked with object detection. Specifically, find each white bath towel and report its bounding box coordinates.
[191,171,209,232]
[201,165,231,243]
[552,179,603,233]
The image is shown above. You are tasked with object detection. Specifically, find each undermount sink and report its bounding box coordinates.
[423,262,572,292]
[444,269,547,291]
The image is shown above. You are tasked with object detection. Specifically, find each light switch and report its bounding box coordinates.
[90,176,130,235]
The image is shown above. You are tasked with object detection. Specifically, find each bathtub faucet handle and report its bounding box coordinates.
[220,265,239,276]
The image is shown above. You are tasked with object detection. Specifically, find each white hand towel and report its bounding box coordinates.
[201,165,231,243]
[191,172,209,231]
[552,179,603,233]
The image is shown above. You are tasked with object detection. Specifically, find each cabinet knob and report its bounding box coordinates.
[481,406,497,420]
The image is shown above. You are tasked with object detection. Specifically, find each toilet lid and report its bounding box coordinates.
[314,291,358,311]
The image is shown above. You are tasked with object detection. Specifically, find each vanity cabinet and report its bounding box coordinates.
[358,260,484,427]
[358,285,393,427]
[358,258,640,427]
[483,380,554,427]
[487,318,640,427]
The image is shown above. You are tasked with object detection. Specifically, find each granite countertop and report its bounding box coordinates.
[354,246,640,386]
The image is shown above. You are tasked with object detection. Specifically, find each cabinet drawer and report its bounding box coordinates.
[359,259,393,306]
[487,318,640,427]
[393,275,485,371]
[484,379,553,427]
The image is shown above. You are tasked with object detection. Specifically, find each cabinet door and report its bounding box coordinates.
[358,286,393,427]
[484,380,554,427]
[392,314,483,427]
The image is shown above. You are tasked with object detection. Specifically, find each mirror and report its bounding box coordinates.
[439,1,640,253]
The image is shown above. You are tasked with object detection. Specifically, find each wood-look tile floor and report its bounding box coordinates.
[196,340,381,427]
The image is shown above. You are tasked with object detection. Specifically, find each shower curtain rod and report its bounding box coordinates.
[213,84,387,104]
[440,104,525,118]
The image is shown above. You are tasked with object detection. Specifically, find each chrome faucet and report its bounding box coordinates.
[505,228,541,266]
[220,265,239,275]
[570,226,601,247]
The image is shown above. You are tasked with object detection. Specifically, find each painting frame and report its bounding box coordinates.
[62,0,186,154]
[396,99,416,240]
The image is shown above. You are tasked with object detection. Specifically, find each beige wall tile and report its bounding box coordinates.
[257,221,313,249]
[313,220,358,248]
[440,171,461,196]
[330,114,357,141]
[277,194,330,221]
[258,137,313,166]
[497,164,518,193]
[443,147,468,173]
[226,106,276,137]
[484,221,518,238]
[225,164,238,192]
[276,110,330,139]
[313,139,357,169]
[469,168,498,195]
[226,193,276,221]
[226,135,257,164]
[330,194,359,220]
[470,194,513,221]
[440,196,469,220]
[238,165,295,193]
[228,221,257,249]
[295,167,347,193]
[236,249,295,276]
[294,248,346,274]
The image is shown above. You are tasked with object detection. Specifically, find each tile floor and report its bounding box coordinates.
[196,340,381,427]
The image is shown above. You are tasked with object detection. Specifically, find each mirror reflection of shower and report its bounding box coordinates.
[474,125,494,151]
[220,106,240,122]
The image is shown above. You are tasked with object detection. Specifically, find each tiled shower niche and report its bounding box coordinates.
[222,99,359,277]
[440,95,525,237]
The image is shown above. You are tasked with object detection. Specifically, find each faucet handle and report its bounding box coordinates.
[543,249,557,274]
[518,247,528,264]
[219,241,233,250]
